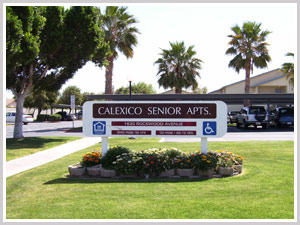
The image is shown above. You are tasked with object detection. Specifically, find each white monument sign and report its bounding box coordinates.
[83,101,227,154]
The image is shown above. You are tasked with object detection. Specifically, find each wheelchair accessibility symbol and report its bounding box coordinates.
[203,122,217,135]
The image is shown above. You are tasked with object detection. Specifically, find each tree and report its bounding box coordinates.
[24,89,59,115]
[154,41,203,94]
[6,6,109,138]
[225,21,272,94]
[114,82,156,94]
[58,86,84,107]
[281,52,294,85]
[82,91,96,104]
[93,6,140,94]
[193,86,208,94]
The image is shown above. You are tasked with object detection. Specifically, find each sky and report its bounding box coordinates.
[6,3,297,98]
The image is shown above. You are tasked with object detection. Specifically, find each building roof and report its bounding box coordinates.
[6,98,16,107]
[209,68,282,93]
[250,75,286,88]
[160,88,192,94]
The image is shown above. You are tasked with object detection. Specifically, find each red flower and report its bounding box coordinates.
[150,161,155,165]
[149,156,153,160]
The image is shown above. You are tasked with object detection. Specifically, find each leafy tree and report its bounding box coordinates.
[6,6,109,138]
[24,89,59,115]
[154,41,203,94]
[114,82,156,94]
[225,21,272,93]
[193,86,208,94]
[58,86,84,106]
[82,91,96,103]
[281,52,294,85]
[93,6,140,94]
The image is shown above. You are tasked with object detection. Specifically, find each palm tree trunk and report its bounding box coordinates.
[105,56,114,94]
[243,60,251,106]
[175,88,182,94]
[245,60,251,94]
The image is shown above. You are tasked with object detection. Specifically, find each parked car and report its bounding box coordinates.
[75,111,83,120]
[55,111,74,121]
[227,111,239,124]
[271,107,294,128]
[236,106,269,129]
[6,112,33,125]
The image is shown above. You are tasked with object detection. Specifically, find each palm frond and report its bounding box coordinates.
[154,41,202,92]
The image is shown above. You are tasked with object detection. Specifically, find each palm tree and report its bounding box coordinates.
[281,52,294,85]
[225,21,272,93]
[154,41,203,94]
[102,6,140,94]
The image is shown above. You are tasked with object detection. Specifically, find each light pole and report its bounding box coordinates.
[127,75,135,139]
[127,75,133,101]
[129,80,132,100]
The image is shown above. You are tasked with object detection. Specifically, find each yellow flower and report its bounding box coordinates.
[207,160,211,163]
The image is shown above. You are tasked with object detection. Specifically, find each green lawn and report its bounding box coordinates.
[6,138,294,219]
[6,137,82,161]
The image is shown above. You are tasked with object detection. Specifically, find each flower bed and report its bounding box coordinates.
[68,146,244,179]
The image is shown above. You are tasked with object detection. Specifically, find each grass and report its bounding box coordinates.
[6,137,82,161]
[6,138,294,219]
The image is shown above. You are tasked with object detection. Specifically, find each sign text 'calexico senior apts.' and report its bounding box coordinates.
[93,103,216,118]
[83,101,227,138]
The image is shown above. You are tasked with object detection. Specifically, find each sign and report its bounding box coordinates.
[93,121,106,135]
[70,95,76,128]
[70,95,75,111]
[83,101,227,138]
[92,103,216,119]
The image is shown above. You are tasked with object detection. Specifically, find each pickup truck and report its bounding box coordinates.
[236,106,269,129]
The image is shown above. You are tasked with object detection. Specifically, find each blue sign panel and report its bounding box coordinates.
[93,121,106,135]
[203,121,217,135]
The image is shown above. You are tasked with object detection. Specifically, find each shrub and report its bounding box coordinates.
[36,114,49,121]
[174,152,193,169]
[162,147,183,158]
[114,151,143,176]
[74,146,244,175]
[137,148,162,175]
[191,151,218,171]
[48,114,62,121]
[233,154,244,165]
[80,150,102,167]
[114,148,181,175]
[216,150,235,168]
[101,146,130,169]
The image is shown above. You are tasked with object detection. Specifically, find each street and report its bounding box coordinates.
[6,120,294,142]
[6,121,84,138]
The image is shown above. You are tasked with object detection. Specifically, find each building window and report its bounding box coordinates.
[275,88,282,93]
